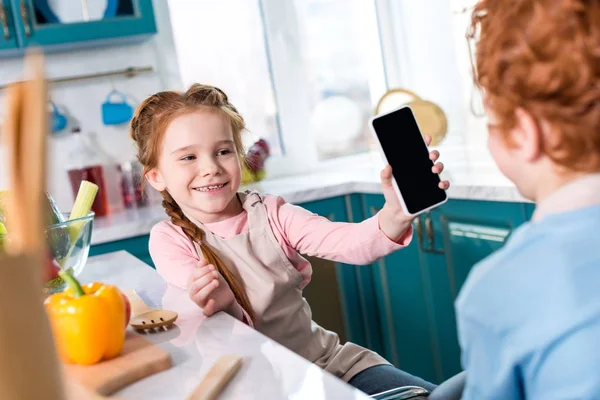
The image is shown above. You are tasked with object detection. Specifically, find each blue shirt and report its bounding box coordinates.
[456,205,600,399]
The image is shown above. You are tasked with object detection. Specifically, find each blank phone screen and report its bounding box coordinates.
[372,107,447,214]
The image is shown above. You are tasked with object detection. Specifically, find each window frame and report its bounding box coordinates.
[258,0,396,178]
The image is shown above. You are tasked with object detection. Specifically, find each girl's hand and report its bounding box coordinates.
[187,259,244,320]
[378,136,450,241]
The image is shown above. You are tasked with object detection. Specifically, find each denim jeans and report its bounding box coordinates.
[348,365,437,396]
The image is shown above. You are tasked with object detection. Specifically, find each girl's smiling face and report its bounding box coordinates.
[146,109,243,223]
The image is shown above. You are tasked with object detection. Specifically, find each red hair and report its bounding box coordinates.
[470,0,600,171]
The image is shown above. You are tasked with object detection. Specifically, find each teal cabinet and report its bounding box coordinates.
[90,234,153,268]
[301,195,384,355]
[524,203,536,220]
[362,196,530,383]
[420,200,528,381]
[0,0,19,50]
[1,0,156,55]
[363,194,440,384]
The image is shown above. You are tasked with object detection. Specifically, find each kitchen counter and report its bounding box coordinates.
[79,251,371,400]
[92,149,527,245]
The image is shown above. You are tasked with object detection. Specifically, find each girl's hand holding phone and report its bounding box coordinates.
[378,136,450,241]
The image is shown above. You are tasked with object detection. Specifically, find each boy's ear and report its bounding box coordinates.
[514,107,543,162]
[145,168,167,192]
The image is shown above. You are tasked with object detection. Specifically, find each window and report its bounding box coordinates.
[290,0,386,160]
[451,0,489,150]
[168,0,282,155]
[375,0,469,149]
[168,0,386,177]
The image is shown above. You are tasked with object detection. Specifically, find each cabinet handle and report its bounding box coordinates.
[20,1,30,37]
[423,211,445,254]
[415,217,425,250]
[0,3,9,40]
[382,207,444,254]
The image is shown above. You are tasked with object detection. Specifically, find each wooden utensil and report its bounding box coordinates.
[3,50,47,255]
[63,330,172,398]
[126,289,178,330]
[0,50,66,400]
[187,356,243,400]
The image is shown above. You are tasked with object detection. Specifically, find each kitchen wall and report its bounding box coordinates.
[0,0,183,211]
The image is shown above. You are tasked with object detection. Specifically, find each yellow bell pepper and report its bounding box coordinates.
[44,270,126,365]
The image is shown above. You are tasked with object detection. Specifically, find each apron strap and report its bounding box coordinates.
[240,190,262,207]
[241,190,269,231]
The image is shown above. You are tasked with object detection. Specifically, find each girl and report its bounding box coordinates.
[130,84,449,395]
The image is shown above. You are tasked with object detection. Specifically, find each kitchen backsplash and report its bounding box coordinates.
[0,0,181,212]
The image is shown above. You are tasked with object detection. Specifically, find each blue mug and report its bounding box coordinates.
[51,102,67,133]
[102,90,134,126]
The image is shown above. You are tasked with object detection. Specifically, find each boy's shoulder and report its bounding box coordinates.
[461,222,539,280]
[458,213,600,333]
[461,207,600,300]
[456,222,553,324]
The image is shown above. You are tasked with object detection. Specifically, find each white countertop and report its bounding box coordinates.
[79,251,370,400]
[91,148,527,245]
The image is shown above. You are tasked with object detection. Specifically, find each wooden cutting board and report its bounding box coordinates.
[63,330,172,399]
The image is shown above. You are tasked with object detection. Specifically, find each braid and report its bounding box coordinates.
[161,191,255,323]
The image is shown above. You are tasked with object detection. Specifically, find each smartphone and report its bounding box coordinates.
[369,105,448,217]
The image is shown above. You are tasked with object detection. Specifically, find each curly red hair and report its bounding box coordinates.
[470,0,600,171]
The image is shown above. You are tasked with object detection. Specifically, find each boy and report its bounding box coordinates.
[457,0,600,398]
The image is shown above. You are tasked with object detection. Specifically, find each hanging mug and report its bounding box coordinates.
[101,90,134,126]
[50,102,67,133]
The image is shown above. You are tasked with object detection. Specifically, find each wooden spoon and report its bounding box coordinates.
[187,356,242,400]
[126,289,178,330]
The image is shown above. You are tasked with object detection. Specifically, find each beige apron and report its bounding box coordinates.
[187,191,389,382]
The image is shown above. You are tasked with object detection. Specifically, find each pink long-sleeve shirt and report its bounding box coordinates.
[149,194,412,289]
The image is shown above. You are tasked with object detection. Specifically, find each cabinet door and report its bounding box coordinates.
[364,194,440,384]
[524,203,536,220]
[421,199,528,381]
[0,0,19,50]
[300,195,383,354]
[13,0,156,49]
[89,234,154,268]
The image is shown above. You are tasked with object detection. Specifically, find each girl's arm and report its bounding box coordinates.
[265,195,413,265]
[149,221,253,326]
[267,143,448,264]
[149,221,200,290]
